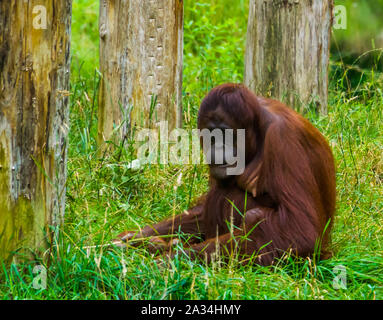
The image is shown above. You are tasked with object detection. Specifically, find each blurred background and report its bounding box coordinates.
[332,0,383,67]
[71,0,383,88]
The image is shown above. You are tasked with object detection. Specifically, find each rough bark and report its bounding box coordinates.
[0,1,72,260]
[244,0,333,113]
[98,0,183,147]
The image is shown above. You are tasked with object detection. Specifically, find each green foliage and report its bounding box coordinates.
[333,0,383,72]
[183,0,248,92]
[333,0,383,51]
[71,0,99,80]
[0,0,382,300]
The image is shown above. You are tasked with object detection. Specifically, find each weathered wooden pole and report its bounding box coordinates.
[98,0,183,147]
[244,0,333,113]
[0,1,72,259]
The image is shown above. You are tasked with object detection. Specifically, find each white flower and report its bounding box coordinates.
[174,172,183,190]
[127,159,141,170]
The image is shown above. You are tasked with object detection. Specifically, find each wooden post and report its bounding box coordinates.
[98,0,183,147]
[244,0,333,113]
[0,1,72,259]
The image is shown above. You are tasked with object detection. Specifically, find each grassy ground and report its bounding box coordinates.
[0,0,382,299]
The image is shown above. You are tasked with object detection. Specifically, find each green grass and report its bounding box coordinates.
[0,0,383,299]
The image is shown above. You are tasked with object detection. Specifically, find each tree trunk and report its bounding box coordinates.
[98,0,183,147]
[0,1,72,260]
[244,0,333,113]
